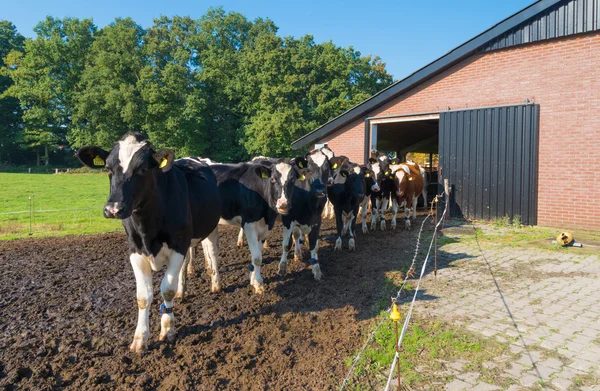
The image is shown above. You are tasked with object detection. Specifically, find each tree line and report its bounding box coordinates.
[0,9,393,166]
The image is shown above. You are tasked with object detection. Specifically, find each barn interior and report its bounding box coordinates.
[375,118,439,168]
[374,117,440,205]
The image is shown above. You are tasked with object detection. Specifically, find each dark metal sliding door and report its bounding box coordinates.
[438,104,539,225]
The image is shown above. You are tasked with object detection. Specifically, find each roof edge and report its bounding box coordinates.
[292,0,563,149]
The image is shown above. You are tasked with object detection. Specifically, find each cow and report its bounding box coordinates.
[201,158,302,294]
[359,166,379,233]
[75,132,221,353]
[364,154,396,231]
[278,149,346,280]
[390,160,426,230]
[328,161,367,251]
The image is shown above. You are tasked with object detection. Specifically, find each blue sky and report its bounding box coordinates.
[5,0,533,80]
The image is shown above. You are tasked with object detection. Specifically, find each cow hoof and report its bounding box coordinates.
[312,264,322,280]
[391,223,396,230]
[129,335,148,353]
[334,237,342,251]
[362,225,369,234]
[380,222,386,231]
[175,291,184,299]
[278,263,287,276]
[263,241,269,249]
[159,330,176,344]
[294,253,302,262]
[348,238,355,251]
[210,284,221,293]
[186,266,195,276]
[253,284,265,295]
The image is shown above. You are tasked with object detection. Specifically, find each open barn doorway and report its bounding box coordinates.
[369,113,440,207]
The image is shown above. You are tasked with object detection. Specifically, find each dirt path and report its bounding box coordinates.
[0,216,434,390]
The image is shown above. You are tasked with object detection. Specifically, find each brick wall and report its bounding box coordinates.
[321,32,600,230]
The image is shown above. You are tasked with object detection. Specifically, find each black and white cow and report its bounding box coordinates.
[278,149,346,280]
[366,154,397,231]
[203,159,301,294]
[327,161,367,251]
[76,132,221,353]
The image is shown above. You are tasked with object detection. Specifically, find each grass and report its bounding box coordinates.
[0,173,122,240]
[345,315,509,390]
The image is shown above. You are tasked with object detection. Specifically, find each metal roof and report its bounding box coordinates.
[292,0,599,149]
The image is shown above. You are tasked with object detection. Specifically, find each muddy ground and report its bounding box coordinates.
[0,215,435,390]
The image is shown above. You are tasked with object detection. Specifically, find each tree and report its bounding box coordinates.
[2,17,96,165]
[138,16,207,155]
[70,18,144,149]
[0,21,25,164]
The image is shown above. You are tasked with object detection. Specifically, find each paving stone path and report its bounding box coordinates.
[413,222,600,391]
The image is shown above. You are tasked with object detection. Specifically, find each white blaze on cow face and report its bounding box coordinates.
[118,135,147,174]
[352,166,361,175]
[275,162,293,213]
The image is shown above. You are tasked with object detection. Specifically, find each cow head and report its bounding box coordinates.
[254,158,302,215]
[367,157,392,193]
[362,166,376,192]
[76,131,174,219]
[330,156,350,185]
[293,155,326,198]
[339,164,366,199]
[393,164,412,203]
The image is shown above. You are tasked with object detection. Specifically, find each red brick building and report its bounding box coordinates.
[292,0,600,230]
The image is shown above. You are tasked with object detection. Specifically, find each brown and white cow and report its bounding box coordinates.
[391,161,425,230]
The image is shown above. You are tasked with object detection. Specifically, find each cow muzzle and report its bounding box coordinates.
[327,177,334,186]
[104,202,124,219]
[371,184,380,192]
[276,198,289,215]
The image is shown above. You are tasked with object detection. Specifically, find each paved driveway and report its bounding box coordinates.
[414,223,600,390]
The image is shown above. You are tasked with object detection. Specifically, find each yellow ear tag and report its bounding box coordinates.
[299,174,306,181]
[93,156,104,166]
[159,158,168,169]
[365,173,370,177]
[298,161,304,168]
[261,171,269,179]
[408,176,413,181]
[385,170,390,176]
[332,163,338,169]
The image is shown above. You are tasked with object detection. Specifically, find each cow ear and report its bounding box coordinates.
[368,157,377,164]
[294,156,308,169]
[329,157,344,170]
[390,158,400,165]
[76,146,109,169]
[153,149,175,172]
[255,165,272,179]
[340,170,349,178]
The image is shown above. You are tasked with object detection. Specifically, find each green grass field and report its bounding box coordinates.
[0,173,123,240]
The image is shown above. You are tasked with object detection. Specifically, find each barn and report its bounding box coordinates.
[292,0,600,230]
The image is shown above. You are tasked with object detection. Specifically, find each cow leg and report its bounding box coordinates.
[308,227,322,280]
[177,240,199,299]
[293,225,303,262]
[412,196,418,220]
[380,197,389,231]
[334,206,343,251]
[279,224,293,276]
[348,207,358,250]
[370,198,380,231]
[201,228,220,293]
[361,197,370,234]
[404,205,411,230]
[158,251,184,343]
[186,246,195,276]
[328,201,336,219]
[237,228,244,247]
[422,187,428,210]
[130,253,152,353]
[245,222,265,294]
[391,197,399,230]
